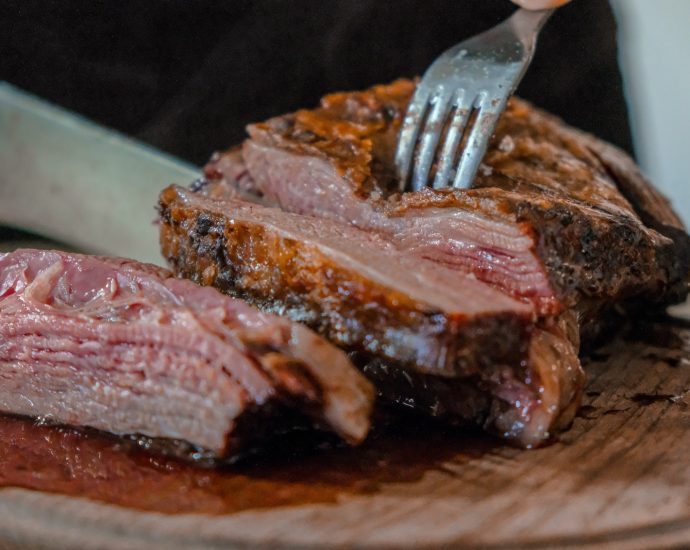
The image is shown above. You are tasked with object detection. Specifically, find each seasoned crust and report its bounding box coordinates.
[159,186,531,380]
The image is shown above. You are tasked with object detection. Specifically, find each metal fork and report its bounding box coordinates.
[395,8,554,192]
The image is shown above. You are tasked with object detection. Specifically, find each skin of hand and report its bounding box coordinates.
[511,0,571,9]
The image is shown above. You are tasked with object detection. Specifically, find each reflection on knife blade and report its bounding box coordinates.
[0,82,199,265]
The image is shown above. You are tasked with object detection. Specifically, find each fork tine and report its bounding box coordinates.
[452,96,505,190]
[395,88,431,192]
[432,90,473,190]
[395,7,554,192]
[410,92,453,192]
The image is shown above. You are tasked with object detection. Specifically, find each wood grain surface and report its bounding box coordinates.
[0,234,688,550]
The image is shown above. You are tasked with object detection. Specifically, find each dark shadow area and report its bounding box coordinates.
[2,0,633,165]
[0,226,77,252]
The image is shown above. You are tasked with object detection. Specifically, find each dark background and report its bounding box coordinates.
[2,0,632,166]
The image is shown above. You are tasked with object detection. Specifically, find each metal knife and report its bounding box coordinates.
[0,82,199,265]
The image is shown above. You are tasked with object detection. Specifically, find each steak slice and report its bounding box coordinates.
[160,79,688,447]
[159,187,584,446]
[219,80,688,315]
[159,187,533,378]
[0,249,374,457]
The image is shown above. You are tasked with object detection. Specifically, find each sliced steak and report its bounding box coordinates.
[160,79,688,446]
[159,187,583,446]
[203,81,687,325]
[0,249,374,457]
[160,187,533,378]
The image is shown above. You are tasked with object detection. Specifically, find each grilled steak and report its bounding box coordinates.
[160,79,689,446]
[160,187,582,446]
[228,80,687,314]
[160,187,533,377]
[0,249,374,457]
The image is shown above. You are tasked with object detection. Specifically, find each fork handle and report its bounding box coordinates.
[508,8,555,46]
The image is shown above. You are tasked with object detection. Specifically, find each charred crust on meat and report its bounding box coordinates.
[158,79,689,448]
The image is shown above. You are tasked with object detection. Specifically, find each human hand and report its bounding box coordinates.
[511,0,571,9]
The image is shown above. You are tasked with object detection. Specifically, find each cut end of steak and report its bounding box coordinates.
[160,186,533,379]
[159,186,583,446]
[0,249,374,457]
[245,79,414,198]
[159,79,688,448]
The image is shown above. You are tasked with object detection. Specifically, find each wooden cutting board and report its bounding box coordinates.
[0,234,689,550]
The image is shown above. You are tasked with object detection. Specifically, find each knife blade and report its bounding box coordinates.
[0,82,199,265]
